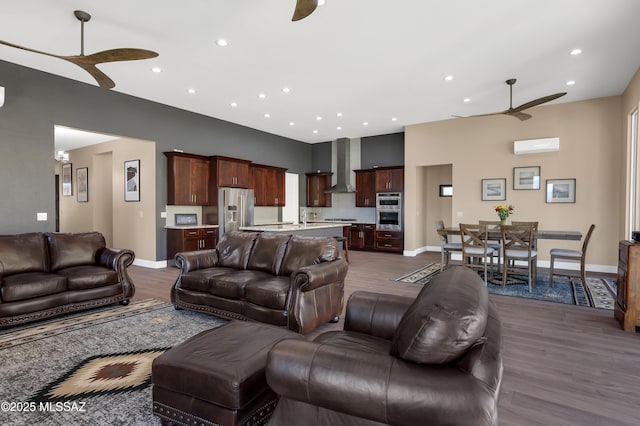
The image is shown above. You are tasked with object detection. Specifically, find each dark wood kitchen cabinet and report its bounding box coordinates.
[167,227,218,261]
[306,172,332,207]
[354,169,376,207]
[164,152,211,205]
[375,166,404,192]
[250,164,287,206]
[349,224,376,250]
[375,230,403,253]
[210,156,251,188]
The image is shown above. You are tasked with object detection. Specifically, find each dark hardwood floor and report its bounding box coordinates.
[127,251,640,426]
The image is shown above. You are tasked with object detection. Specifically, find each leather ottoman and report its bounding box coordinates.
[152,321,303,426]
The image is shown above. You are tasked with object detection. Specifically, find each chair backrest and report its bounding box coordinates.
[501,224,535,255]
[435,219,447,243]
[511,221,539,231]
[459,223,490,255]
[581,224,596,255]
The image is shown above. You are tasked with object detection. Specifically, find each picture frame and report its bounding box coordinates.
[481,178,506,201]
[62,163,72,196]
[546,178,576,203]
[77,167,88,202]
[513,166,541,190]
[439,184,453,197]
[124,159,140,202]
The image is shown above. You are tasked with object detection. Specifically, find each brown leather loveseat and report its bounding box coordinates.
[266,266,503,426]
[171,231,348,334]
[0,232,135,327]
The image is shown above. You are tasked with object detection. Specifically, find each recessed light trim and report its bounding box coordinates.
[363,122,369,126]
[216,39,228,47]
[391,117,397,121]
[313,130,318,134]
[230,102,238,107]
[463,98,471,103]
[316,116,322,121]
[264,113,270,118]
[337,112,343,117]
[258,93,266,99]
[444,75,454,81]
[337,126,342,130]
[570,48,582,55]
[566,80,576,86]
[188,88,196,94]
[282,87,291,93]
[151,67,161,73]
[289,122,295,126]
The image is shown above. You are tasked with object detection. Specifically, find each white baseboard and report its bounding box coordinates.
[133,258,168,269]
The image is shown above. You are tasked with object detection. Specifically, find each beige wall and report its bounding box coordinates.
[405,96,623,270]
[58,137,156,263]
[622,67,640,237]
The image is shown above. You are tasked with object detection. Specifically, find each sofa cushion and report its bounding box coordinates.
[0,233,48,276]
[56,265,119,290]
[247,233,291,275]
[1,272,67,302]
[244,276,290,309]
[46,232,105,272]
[180,267,236,293]
[216,232,259,270]
[390,266,488,364]
[209,270,274,299]
[279,235,338,276]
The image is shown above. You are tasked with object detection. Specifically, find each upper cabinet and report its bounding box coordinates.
[375,166,404,192]
[164,152,211,205]
[250,164,287,206]
[210,156,251,188]
[306,172,332,207]
[354,169,376,207]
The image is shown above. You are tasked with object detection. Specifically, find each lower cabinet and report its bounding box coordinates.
[167,227,218,262]
[349,224,376,250]
[375,230,403,253]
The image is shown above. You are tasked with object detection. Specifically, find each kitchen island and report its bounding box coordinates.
[239,222,348,238]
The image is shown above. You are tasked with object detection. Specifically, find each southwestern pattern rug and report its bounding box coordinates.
[395,263,616,309]
[0,299,227,426]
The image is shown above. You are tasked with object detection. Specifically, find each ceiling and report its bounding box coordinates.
[3,1,640,145]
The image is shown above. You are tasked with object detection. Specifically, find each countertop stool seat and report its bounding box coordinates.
[152,321,304,426]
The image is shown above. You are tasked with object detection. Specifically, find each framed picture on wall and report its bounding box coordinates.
[62,163,72,196]
[546,178,576,203]
[513,166,541,190]
[481,178,506,201]
[124,159,140,202]
[77,167,88,202]
[439,184,453,197]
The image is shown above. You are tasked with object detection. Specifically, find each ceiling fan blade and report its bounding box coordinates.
[0,39,65,60]
[67,61,116,89]
[506,111,533,121]
[292,0,318,21]
[512,92,567,113]
[78,48,159,65]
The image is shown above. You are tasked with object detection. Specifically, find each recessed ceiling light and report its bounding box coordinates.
[391,117,397,121]
[570,48,582,55]
[463,98,471,103]
[313,130,318,134]
[289,122,295,126]
[216,39,228,47]
[444,75,454,81]
[151,67,161,73]
[230,102,238,107]
[337,112,343,117]
[363,122,369,126]
[282,87,291,93]
[264,113,270,118]
[318,0,325,5]
[566,80,576,86]
[337,126,342,130]
[316,116,322,121]
[258,93,266,99]
[188,88,196,94]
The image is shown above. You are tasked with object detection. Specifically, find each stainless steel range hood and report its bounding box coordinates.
[325,137,360,193]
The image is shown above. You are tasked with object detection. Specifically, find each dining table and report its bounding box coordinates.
[437,227,582,241]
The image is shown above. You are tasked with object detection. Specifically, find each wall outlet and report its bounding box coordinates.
[37,212,47,221]
[160,211,167,218]
[457,211,464,218]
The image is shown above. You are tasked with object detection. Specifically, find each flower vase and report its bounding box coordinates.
[500,218,506,225]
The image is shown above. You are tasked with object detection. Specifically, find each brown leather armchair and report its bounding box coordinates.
[266,267,503,426]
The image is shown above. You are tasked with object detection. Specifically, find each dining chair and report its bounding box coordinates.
[548,224,596,287]
[501,224,537,292]
[459,223,495,285]
[511,221,539,250]
[479,220,502,274]
[435,219,462,271]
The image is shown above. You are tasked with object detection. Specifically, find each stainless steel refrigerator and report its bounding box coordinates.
[218,187,254,236]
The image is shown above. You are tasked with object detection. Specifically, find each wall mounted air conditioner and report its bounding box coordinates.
[514,137,559,155]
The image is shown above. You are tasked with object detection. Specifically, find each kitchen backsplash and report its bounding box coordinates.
[304,193,376,223]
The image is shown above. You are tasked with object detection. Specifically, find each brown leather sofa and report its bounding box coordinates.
[266,266,503,426]
[171,231,348,334]
[0,232,135,327]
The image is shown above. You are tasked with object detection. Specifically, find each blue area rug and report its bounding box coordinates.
[486,274,589,307]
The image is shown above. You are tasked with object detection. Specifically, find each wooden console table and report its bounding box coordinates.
[615,241,640,332]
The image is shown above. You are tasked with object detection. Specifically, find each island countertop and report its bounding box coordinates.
[240,223,350,233]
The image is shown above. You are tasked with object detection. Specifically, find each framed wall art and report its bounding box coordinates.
[439,184,453,197]
[77,167,88,202]
[481,178,506,201]
[124,159,140,202]
[513,166,541,190]
[546,178,576,203]
[62,163,72,196]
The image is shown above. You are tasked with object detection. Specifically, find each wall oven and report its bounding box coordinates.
[376,192,402,231]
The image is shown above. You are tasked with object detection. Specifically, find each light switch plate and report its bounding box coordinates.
[37,212,47,221]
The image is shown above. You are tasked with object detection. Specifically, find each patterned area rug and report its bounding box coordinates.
[395,264,616,309]
[0,299,227,426]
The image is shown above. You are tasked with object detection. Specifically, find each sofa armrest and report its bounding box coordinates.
[266,339,493,426]
[290,257,348,292]
[175,249,218,273]
[98,247,136,299]
[343,291,414,341]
